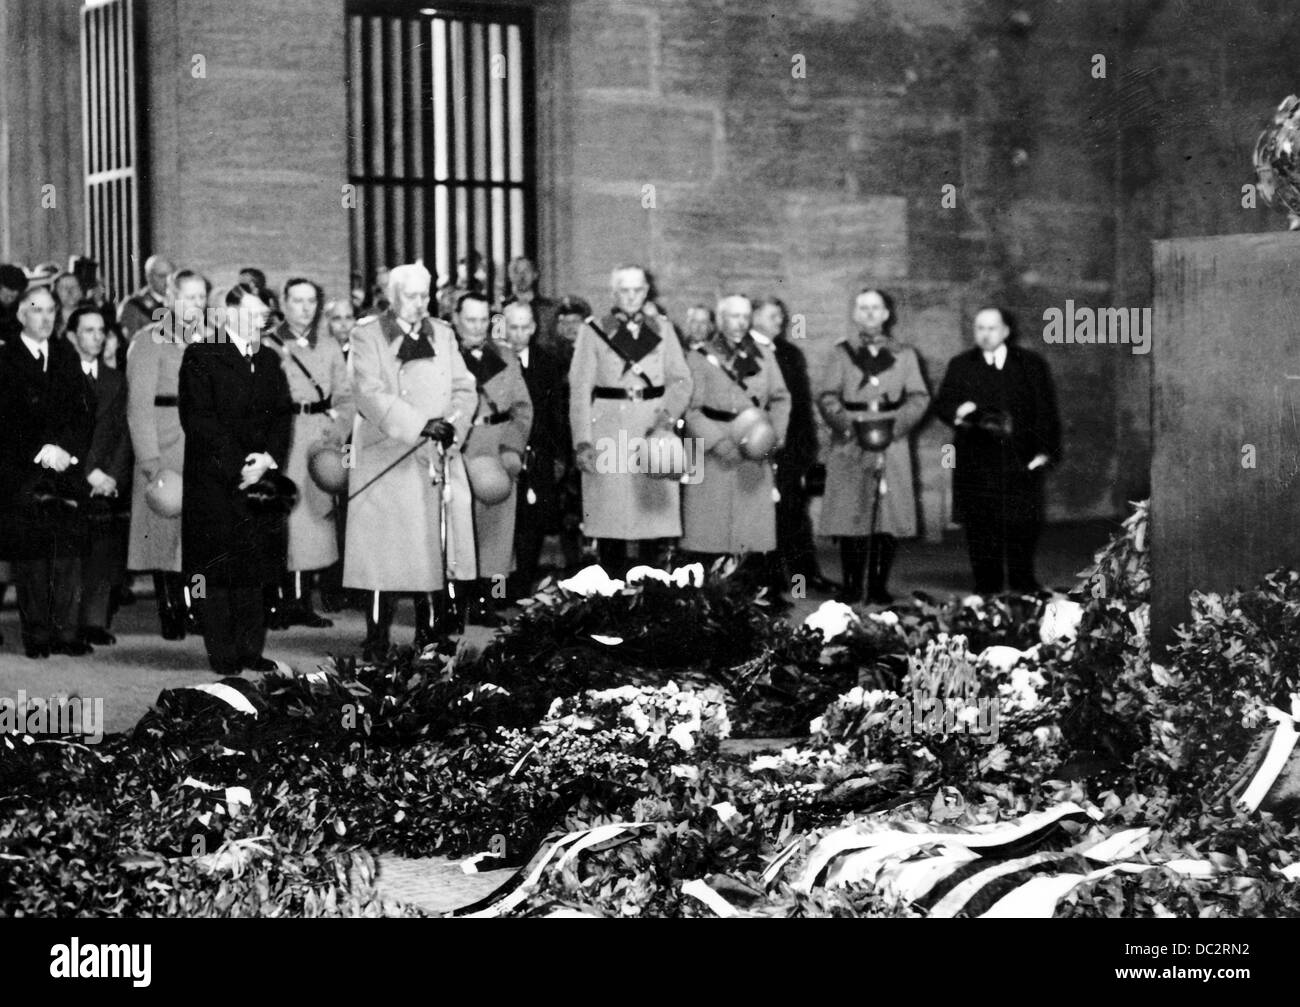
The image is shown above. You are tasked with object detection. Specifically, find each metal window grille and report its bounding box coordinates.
[346,1,536,306]
[80,0,145,302]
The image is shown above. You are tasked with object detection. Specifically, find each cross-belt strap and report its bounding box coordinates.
[696,346,762,408]
[268,332,327,401]
[584,315,655,388]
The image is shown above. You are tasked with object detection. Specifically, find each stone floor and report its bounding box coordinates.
[375,855,518,915]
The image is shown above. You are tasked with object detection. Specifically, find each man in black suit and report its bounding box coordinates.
[934,307,1061,594]
[502,301,567,599]
[66,305,132,645]
[0,286,93,657]
[178,283,293,675]
[752,296,836,595]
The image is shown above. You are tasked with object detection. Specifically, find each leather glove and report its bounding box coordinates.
[421,417,456,447]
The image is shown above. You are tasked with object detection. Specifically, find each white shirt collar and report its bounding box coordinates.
[749,329,773,347]
[82,359,98,379]
[984,343,1008,370]
[20,334,48,365]
[517,346,530,367]
[226,331,254,357]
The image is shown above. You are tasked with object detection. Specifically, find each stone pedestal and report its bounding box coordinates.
[1151,232,1300,648]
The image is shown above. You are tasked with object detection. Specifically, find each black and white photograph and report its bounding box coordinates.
[0,0,1297,953]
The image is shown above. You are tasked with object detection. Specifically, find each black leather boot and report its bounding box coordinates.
[450,581,474,634]
[467,578,503,628]
[412,592,449,650]
[155,572,185,640]
[264,581,289,631]
[180,574,203,635]
[286,570,333,628]
[362,591,394,661]
[836,538,867,605]
[866,534,897,605]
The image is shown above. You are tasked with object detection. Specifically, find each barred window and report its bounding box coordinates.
[346,1,536,303]
[80,0,145,302]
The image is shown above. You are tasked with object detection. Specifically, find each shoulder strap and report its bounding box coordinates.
[584,316,655,387]
[268,332,326,401]
[696,345,761,408]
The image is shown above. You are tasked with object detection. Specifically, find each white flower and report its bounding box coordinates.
[978,644,1038,672]
[748,754,784,772]
[999,667,1045,711]
[1032,725,1061,748]
[670,563,705,588]
[671,764,700,781]
[625,565,671,586]
[557,564,625,597]
[961,594,985,610]
[589,685,643,703]
[809,715,824,735]
[803,600,859,640]
[1039,595,1084,645]
[624,703,651,735]
[867,610,899,626]
[668,722,698,751]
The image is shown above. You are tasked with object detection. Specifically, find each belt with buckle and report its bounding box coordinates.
[475,408,514,426]
[843,401,881,412]
[701,406,738,422]
[592,385,664,401]
[294,397,333,415]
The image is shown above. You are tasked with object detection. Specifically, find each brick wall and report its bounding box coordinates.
[0,0,84,270]
[143,0,351,299]
[548,0,1124,530]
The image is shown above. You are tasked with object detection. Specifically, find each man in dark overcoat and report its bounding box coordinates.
[0,286,93,657]
[178,284,293,674]
[933,307,1061,594]
[502,300,567,601]
[67,304,132,645]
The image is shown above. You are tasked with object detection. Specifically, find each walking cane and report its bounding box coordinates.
[347,441,424,501]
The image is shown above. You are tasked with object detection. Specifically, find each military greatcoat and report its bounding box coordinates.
[816,335,930,538]
[268,321,355,572]
[460,341,533,579]
[680,333,791,554]
[343,311,478,592]
[567,310,692,540]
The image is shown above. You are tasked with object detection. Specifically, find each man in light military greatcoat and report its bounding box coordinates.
[681,294,790,586]
[343,263,477,658]
[265,277,355,629]
[453,291,533,627]
[816,288,930,606]
[568,265,692,578]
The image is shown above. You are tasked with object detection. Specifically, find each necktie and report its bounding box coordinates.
[246,347,256,373]
[38,348,47,372]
